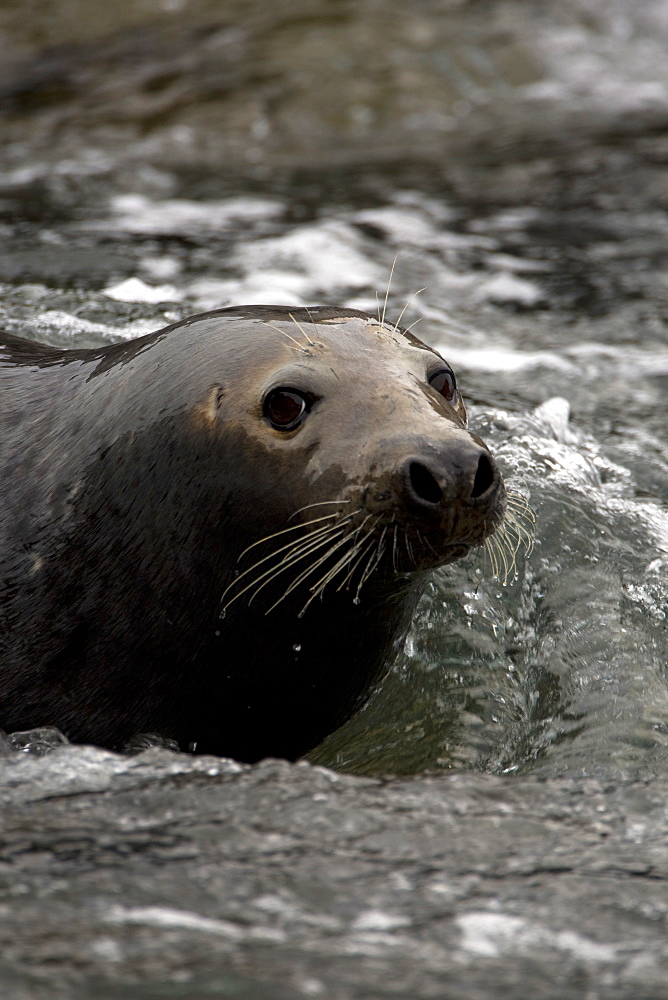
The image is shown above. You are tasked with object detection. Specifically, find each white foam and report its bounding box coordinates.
[102,277,181,303]
[457,912,617,962]
[103,194,283,234]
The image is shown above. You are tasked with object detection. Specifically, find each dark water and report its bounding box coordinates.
[4,5,668,999]
[2,0,668,783]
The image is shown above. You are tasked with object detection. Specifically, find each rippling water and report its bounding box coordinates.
[2,0,668,786]
[2,184,667,782]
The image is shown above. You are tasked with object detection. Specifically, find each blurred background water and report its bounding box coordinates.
[2,0,668,780]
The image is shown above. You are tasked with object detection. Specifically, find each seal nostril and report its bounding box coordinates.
[409,461,443,505]
[471,453,495,499]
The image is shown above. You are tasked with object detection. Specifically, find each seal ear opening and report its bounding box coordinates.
[194,384,225,425]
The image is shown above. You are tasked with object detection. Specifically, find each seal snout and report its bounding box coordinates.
[471,451,497,499]
[400,443,500,514]
[406,460,443,506]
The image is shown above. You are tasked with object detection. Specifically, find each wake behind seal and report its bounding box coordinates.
[0,306,508,762]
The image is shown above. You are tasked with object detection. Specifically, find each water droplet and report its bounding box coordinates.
[353,596,360,605]
[292,643,302,652]
[214,630,220,637]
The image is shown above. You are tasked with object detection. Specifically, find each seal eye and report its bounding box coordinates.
[264,388,310,431]
[429,368,457,402]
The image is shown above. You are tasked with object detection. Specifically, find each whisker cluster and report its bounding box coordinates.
[264,321,306,353]
[220,504,388,618]
[482,489,535,585]
[289,312,316,347]
[394,287,426,331]
[379,253,400,327]
[264,312,318,354]
[374,253,428,335]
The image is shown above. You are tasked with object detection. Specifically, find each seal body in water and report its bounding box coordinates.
[0,306,505,762]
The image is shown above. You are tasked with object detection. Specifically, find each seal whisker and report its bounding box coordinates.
[337,531,379,592]
[368,528,388,582]
[281,524,375,615]
[404,532,417,568]
[307,515,375,589]
[505,493,534,514]
[234,512,372,615]
[230,526,347,611]
[484,529,514,585]
[502,535,522,577]
[394,287,426,331]
[391,521,399,574]
[482,535,500,580]
[275,529,367,605]
[304,308,323,344]
[496,533,516,582]
[505,487,534,510]
[246,522,346,583]
[514,521,535,558]
[245,531,344,603]
[264,321,308,354]
[493,531,513,584]
[505,515,533,562]
[381,253,400,327]
[221,520,348,610]
[483,533,504,582]
[355,530,387,602]
[359,528,387,589]
[298,514,379,609]
[289,312,316,347]
[325,515,377,593]
[305,533,371,607]
[495,522,520,558]
[288,499,352,521]
[416,528,439,559]
[504,493,535,521]
[265,516,373,613]
[501,513,532,556]
[303,523,380,613]
[402,317,423,335]
[504,494,536,555]
[340,522,381,592]
[499,490,535,551]
[505,507,536,541]
[506,517,535,550]
[236,512,344,563]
